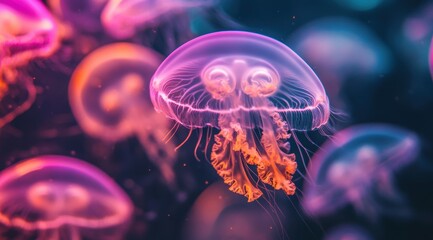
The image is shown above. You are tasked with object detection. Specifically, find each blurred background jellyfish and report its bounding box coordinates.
[184,181,281,240]
[324,225,372,240]
[101,0,215,52]
[0,0,58,68]
[0,0,58,128]
[69,42,178,187]
[288,17,392,115]
[0,155,133,239]
[303,124,419,219]
[150,31,330,202]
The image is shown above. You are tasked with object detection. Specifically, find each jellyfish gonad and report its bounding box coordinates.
[150,31,330,201]
[69,43,177,187]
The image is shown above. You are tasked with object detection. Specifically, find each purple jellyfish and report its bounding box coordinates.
[69,43,177,186]
[0,0,58,68]
[0,0,58,128]
[150,31,330,202]
[303,124,419,219]
[0,155,133,239]
[101,0,214,39]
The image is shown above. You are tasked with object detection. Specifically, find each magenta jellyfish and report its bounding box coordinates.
[101,0,214,39]
[0,155,133,239]
[303,124,419,219]
[0,0,58,68]
[69,42,177,186]
[150,31,330,202]
[0,0,58,128]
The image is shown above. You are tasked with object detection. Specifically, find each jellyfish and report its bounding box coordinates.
[0,0,58,68]
[303,124,419,219]
[150,31,330,202]
[69,42,177,187]
[324,225,372,240]
[0,0,58,128]
[288,17,392,110]
[101,0,214,43]
[0,155,133,239]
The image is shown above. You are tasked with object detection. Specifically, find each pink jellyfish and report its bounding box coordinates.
[150,31,330,202]
[69,43,177,186]
[0,155,133,239]
[101,0,214,39]
[0,0,58,68]
[0,0,58,128]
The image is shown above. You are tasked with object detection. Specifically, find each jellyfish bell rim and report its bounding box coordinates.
[0,155,133,230]
[302,123,420,216]
[69,42,163,141]
[150,30,330,130]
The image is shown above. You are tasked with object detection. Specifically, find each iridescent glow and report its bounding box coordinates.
[303,124,419,219]
[150,31,329,201]
[0,155,133,239]
[69,43,177,186]
[101,0,213,39]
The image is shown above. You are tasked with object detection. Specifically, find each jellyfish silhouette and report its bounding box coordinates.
[0,0,58,128]
[69,43,177,187]
[303,124,419,219]
[101,0,214,41]
[0,155,133,240]
[150,31,330,201]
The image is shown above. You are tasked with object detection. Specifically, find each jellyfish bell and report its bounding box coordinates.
[101,0,214,39]
[324,224,373,240]
[302,124,419,219]
[0,155,133,239]
[150,31,330,201]
[0,0,59,68]
[69,42,177,187]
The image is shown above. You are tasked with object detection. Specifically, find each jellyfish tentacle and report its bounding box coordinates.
[211,116,263,202]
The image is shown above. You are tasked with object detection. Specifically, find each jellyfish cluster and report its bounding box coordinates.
[1,0,433,240]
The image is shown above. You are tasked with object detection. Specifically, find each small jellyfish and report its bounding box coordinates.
[0,155,133,239]
[325,225,372,240]
[288,17,392,110]
[101,0,214,39]
[150,31,330,202]
[0,0,58,68]
[69,43,177,186]
[303,124,419,219]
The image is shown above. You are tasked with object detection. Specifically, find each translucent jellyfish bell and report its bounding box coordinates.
[150,31,330,201]
[325,225,372,240]
[69,43,177,186]
[303,124,419,219]
[101,0,214,39]
[0,0,58,68]
[0,155,133,239]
